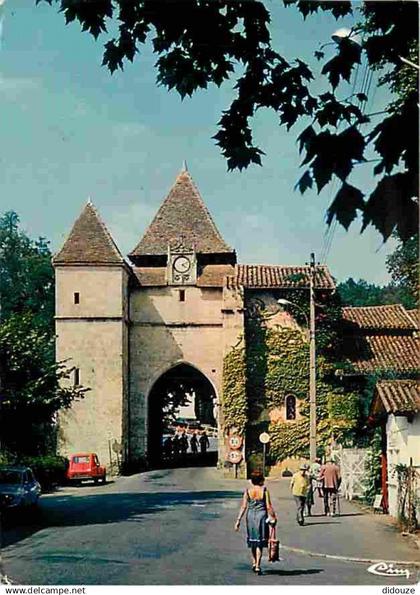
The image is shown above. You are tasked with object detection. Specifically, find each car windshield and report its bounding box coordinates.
[73,456,90,464]
[0,470,23,484]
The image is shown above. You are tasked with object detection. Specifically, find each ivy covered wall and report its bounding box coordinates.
[221,290,360,474]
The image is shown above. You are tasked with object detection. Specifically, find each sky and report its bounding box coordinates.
[0,1,399,284]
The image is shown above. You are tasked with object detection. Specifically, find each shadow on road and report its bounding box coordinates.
[263,568,323,576]
[1,488,242,549]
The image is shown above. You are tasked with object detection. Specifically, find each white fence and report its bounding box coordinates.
[332,446,368,500]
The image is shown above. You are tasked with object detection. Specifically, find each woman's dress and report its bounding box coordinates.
[245,488,269,548]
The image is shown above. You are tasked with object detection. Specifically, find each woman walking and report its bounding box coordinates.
[234,470,276,575]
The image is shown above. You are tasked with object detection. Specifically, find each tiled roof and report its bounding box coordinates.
[342,305,416,331]
[374,380,420,415]
[129,169,234,257]
[344,334,420,374]
[132,268,167,286]
[406,308,420,329]
[197,264,235,287]
[53,202,124,265]
[228,264,335,289]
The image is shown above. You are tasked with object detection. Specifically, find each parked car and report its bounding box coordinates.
[66,453,106,485]
[0,466,41,511]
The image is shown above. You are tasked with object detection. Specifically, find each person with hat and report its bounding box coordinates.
[290,464,310,526]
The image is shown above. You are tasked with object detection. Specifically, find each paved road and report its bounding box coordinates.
[2,467,419,586]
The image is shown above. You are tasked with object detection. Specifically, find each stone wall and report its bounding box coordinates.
[55,265,128,468]
[128,285,225,460]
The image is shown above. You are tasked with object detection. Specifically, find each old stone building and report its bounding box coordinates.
[53,166,335,471]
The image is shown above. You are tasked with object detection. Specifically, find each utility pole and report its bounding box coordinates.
[309,252,317,462]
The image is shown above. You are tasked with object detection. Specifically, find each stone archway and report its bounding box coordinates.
[147,363,218,468]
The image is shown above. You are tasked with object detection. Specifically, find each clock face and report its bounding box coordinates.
[173,255,191,274]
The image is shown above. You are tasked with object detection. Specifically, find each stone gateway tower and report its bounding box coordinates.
[54,166,335,473]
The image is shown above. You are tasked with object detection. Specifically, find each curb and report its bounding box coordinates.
[281,545,420,567]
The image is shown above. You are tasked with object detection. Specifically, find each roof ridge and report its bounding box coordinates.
[343,304,405,310]
[180,170,229,247]
[53,201,124,265]
[86,201,124,262]
[129,168,233,257]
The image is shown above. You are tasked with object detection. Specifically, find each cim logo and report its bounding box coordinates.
[367,562,411,580]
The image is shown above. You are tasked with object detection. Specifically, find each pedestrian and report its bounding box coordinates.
[180,431,189,456]
[190,432,198,454]
[199,431,210,454]
[234,470,277,576]
[172,434,180,457]
[306,457,322,515]
[311,457,323,498]
[319,458,341,516]
[163,436,173,460]
[290,464,310,526]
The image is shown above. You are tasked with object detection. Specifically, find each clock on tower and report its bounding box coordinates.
[167,239,197,285]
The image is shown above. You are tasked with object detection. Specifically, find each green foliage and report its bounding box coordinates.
[224,315,360,464]
[0,211,54,331]
[222,345,247,434]
[337,277,416,310]
[39,1,418,240]
[0,313,87,455]
[386,233,419,307]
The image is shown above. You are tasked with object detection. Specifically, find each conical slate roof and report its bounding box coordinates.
[129,169,234,257]
[53,201,124,265]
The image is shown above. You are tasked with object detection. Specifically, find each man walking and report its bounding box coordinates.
[290,464,310,526]
[199,430,210,454]
[319,458,341,516]
[190,432,198,454]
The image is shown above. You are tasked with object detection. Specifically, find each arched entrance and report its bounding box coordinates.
[148,364,218,468]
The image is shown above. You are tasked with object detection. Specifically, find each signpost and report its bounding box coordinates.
[259,432,270,477]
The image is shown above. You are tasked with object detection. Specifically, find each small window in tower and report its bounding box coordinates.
[179,289,186,302]
[74,368,80,387]
[74,292,80,305]
[286,395,296,420]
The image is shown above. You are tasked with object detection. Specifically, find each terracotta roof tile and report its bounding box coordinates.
[342,304,416,331]
[233,264,335,289]
[129,169,233,257]
[344,334,420,373]
[53,202,124,265]
[132,268,167,286]
[197,264,235,287]
[374,380,420,414]
[406,308,420,329]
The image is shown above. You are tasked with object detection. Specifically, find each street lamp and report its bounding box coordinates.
[276,255,317,462]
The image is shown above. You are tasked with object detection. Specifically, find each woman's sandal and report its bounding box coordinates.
[254,567,262,575]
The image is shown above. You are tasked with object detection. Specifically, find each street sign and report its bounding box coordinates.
[228,435,243,450]
[228,450,243,464]
[259,432,270,444]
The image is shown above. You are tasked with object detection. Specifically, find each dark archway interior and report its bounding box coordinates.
[148,364,217,467]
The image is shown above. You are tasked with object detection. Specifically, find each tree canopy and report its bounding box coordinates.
[0,211,54,331]
[38,0,419,241]
[338,233,418,309]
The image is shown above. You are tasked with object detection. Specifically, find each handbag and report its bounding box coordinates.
[268,523,280,562]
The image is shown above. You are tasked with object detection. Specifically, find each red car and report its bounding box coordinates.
[66,453,106,485]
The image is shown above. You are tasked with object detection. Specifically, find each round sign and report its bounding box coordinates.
[259,432,270,444]
[228,450,243,464]
[228,435,243,450]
